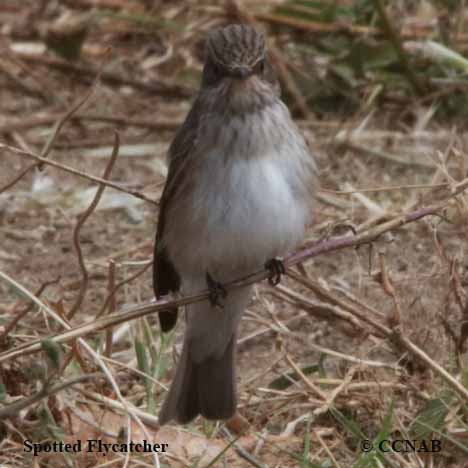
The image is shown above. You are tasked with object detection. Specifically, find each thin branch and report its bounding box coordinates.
[313,366,357,416]
[96,260,152,319]
[2,179,468,361]
[0,276,60,340]
[272,284,363,330]
[0,163,37,194]
[67,131,120,319]
[2,178,468,407]
[284,271,390,337]
[0,142,157,205]
[79,389,160,429]
[0,372,104,419]
[392,328,468,402]
[0,268,161,466]
[314,429,342,468]
[378,250,402,327]
[286,175,468,265]
[104,260,116,357]
[321,182,449,195]
[284,353,328,400]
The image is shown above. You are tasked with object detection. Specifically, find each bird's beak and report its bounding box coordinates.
[232,66,254,79]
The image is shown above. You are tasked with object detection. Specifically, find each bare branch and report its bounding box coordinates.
[0,162,37,194]
[0,372,104,419]
[0,142,157,205]
[2,177,467,360]
[67,131,120,319]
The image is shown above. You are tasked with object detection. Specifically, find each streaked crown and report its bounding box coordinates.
[206,24,265,75]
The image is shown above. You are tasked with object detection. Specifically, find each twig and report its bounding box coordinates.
[287,175,468,265]
[0,142,157,205]
[290,337,399,370]
[314,430,342,468]
[1,140,444,200]
[95,260,152,319]
[0,282,210,362]
[238,313,307,350]
[2,179,468,409]
[2,178,468,361]
[0,270,161,466]
[104,260,116,357]
[0,372,104,419]
[378,250,402,327]
[0,163,37,194]
[284,271,390,337]
[272,284,363,331]
[313,366,357,416]
[284,353,327,400]
[392,327,468,402]
[99,355,167,390]
[321,182,449,195]
[0,276,60,340]
[330,284,385,319]
[67,132,120,319]
[221,428,267,468]
[79,389,160,429]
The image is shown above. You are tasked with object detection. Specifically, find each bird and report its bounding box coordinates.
[153,23,317,425]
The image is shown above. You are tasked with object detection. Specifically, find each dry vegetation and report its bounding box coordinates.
[1,0,468,467]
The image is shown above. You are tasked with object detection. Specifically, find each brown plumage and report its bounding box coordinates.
[206,24,265,71]
[153,23,317,425]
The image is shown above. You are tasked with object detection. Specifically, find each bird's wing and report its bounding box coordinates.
[153,97,202,332]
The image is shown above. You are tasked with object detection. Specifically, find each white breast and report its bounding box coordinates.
[164,102,314,280]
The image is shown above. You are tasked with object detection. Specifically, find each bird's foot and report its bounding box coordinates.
[265,258,286,286]
[206,272,227,308]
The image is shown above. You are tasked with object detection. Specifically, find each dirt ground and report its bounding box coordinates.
[1,1,468,467]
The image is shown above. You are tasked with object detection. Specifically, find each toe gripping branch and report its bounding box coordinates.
[265,258,286,286]
[206,272,228,307]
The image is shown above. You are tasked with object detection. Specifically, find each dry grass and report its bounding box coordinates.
[1,1,468,467]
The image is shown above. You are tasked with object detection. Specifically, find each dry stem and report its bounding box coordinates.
[67,132,120,319]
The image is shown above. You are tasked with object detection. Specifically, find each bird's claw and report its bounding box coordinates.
[206,272,227,308]
[265,258,286,286]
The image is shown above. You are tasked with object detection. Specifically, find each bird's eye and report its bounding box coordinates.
[253,59,265,75]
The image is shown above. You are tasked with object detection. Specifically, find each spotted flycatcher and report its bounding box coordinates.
[153,24,317,424]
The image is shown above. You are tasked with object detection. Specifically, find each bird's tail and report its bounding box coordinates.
[158,283,250,425]
[158,335,237,425]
